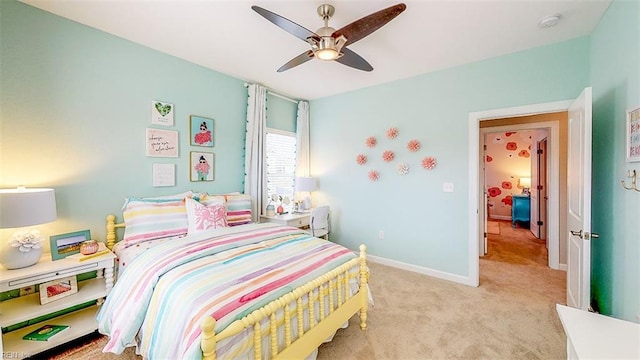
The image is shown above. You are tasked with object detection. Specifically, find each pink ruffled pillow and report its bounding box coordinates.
[185,198,227,234]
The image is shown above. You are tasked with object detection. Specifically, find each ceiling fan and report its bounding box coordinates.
[251,3,406,72]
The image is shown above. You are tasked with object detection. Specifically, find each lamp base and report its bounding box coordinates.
[0,246,42,269]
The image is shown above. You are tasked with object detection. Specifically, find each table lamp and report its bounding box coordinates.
[295,177,317,211]
[519,177,531,195]
[0,187,57,269]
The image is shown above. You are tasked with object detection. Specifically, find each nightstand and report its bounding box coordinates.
[512,195,531,228]
[0,250,115,358]
[260,212,310,229]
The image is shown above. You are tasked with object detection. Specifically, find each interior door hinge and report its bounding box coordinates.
[537,220,544,226]
[537,185,544,190]
[537,149,543,154]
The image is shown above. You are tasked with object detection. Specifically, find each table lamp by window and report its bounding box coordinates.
[295,177,317,211]
[519,177,531,195]
[0,187,57,269]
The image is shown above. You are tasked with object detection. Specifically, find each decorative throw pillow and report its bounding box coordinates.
[224,194,253,226]
[185,198,227,234]
[121,198,188,247]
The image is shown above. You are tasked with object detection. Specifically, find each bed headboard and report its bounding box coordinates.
[106,214,125,250]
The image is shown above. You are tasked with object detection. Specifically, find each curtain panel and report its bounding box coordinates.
[244,84,267,220]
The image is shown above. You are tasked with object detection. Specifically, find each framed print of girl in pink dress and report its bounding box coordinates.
[190,115,214,147]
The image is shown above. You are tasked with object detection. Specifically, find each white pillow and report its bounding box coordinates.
[185,198,227,234]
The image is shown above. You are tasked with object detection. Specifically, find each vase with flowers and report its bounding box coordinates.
[0,229,44,269]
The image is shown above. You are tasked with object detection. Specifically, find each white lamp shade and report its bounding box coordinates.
[0,188,57,228]
[519,177,532,188]
[295,177,317,192]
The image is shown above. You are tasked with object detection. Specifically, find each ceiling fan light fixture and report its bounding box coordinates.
[316,48,339,60]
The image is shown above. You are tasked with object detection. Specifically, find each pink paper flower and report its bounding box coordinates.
[407,139,421,152]
[365,136,377,148]
[386,127,399,139]
[396,162,409,175]
[356,154,367,165]
[382,150,395,162]
[368,170,380,182]
[422,157,437,170]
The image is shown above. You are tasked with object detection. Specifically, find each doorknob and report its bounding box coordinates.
[570,230,583,237]
[585,232,599,240]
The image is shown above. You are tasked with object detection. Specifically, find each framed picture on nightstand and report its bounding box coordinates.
[39,276,78,304]
[50,230,91,260]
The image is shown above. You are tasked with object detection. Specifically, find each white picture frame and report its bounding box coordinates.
[626,105,640,162]
[152,163,176,187]
[39,276,78,304]
[151,100,174,126]
[146,128,179,158]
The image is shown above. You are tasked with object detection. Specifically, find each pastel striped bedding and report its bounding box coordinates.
[97,223,357,359]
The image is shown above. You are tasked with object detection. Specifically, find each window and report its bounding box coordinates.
[265,129,297,207]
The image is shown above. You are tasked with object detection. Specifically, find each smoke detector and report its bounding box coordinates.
[538,14,562,28]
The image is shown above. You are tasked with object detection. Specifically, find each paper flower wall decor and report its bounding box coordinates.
[356,154,367,165]
[382,150,395,162]
[368,170,380,182]
[422,156,437,170]
[396,162,409,175]
[407,139,421,152]
[386,127,399,139]
[365,136,377,148]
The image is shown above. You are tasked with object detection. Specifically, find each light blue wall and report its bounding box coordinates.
[0,1,248,241]
[266,94,297,132]
[589,0,640,322]
[310,38,590,276]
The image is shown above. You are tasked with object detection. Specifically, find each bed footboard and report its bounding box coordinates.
[200,245,369,360]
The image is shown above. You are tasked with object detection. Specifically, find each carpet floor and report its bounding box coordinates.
[39,222,566,359]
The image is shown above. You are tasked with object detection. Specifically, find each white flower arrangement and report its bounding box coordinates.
[9,229,44,252]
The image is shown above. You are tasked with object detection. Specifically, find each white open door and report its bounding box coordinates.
[566,87,594,310]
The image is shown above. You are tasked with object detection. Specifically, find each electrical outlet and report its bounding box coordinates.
[443,182,454,192]
[378,230,384,239]
[19,286,35,296]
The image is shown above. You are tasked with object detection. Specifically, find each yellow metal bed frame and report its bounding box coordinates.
[106,215,369,360]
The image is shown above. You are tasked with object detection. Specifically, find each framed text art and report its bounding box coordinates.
[626,105,640,162]
[146,128,178,157]
[50,230,91,260]
[151,100,174,126]
[190,115,214,147]
[190,151,215,182]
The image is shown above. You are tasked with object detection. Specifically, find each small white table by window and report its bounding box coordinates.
[260,212,310,229]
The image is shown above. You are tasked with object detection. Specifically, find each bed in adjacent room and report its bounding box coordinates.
[97,192,370,360]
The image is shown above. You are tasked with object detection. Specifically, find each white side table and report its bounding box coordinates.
[260,212,310,229]
[556,304,640,359]
[0,251,115,358]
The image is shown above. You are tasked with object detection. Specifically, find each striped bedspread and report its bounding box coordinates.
[97,223,357,359]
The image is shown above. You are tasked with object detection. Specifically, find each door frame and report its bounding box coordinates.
[468,100,572,286]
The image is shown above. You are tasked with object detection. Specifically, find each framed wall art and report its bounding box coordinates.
[190,151,215,182]
[146,128,178,157]
[39,276,78,304]
[626,105,640,162]
[151,100,174,126]
[50,230,91,260]
[190,115,214,147]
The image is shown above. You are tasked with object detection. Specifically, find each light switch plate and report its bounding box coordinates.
[443,182,454,192]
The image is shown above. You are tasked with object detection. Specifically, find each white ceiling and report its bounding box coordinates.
[21,0,611,100]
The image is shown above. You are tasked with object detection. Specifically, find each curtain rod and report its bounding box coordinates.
[243,82,300,104]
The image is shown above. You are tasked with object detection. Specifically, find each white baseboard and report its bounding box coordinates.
[367,254,476,287]
[558,263,567,271]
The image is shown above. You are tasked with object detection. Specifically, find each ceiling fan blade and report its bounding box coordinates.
[277,51,315,72]
[252,6,318,42]
[335,48,373,72]
[333,3,406,46]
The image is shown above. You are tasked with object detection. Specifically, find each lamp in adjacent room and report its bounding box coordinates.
[295,177,317,211]
[519,177,531,195]
[0,187,57,269]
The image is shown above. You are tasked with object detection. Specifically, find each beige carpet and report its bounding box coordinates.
[44,223,566,359]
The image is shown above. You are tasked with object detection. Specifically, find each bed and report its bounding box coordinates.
[97,192,370,360]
